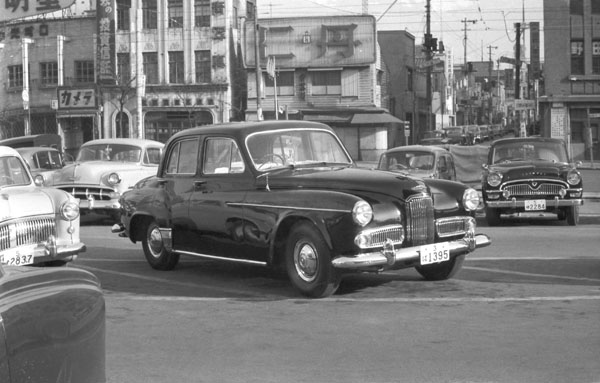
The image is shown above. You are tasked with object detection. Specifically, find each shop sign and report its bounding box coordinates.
[57,88,96,109]
[2,0,75,22]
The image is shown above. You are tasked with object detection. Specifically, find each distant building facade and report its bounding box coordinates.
[540,0,600,161]
[244,15,404,161]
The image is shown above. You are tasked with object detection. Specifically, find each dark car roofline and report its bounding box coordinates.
[492,137,566,145]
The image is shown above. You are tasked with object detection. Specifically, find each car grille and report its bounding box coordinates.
[503,182,564,197]
[405,196,435,246]
[0,216,55,251]
[359,225,404,248]
[436,217,471,238]
[56,186,115,201]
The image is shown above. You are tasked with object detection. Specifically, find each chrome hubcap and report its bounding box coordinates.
[294,242,318,282]
[148,227,164,258]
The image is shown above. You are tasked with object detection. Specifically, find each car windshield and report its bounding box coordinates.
[77,144,142,163]
[379,151,435,172]
[33,150,64,170]
[246,129,352,171]
[0,156,31,187]
[491,141,568,164]
[445,128,462,135]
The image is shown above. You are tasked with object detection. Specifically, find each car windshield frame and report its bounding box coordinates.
[491,140,569,164]
[245,128,353,171]
[76,144,143,163]
[0,155,32,187]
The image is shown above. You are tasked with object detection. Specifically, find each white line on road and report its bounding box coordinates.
[463,266,600,283]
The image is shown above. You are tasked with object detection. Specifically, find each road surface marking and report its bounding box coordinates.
[463,266,600,283]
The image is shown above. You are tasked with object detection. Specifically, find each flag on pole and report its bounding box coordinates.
[266,56,276,79]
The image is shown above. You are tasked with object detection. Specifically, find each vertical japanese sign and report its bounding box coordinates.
[530,22,540,80]
[97,0,116,84]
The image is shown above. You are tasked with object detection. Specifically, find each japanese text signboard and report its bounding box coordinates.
[97,0,116,84]
[57,88,96,109]
[2,0,75,22]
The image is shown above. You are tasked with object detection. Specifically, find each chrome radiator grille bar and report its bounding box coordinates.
[503,183,563,197]
[57,186,114,201]
[405,196,435,246]
[0,217,55,251]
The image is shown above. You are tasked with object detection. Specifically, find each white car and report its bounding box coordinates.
[0,146,85,266]
[52,138,164,221]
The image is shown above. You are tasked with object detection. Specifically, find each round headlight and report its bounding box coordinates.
[462,188,480,211]
[567,170,581,186]
[107,172,121,186]
[487,172,502,187]
[352,200,373,227]
[61,201,80,221]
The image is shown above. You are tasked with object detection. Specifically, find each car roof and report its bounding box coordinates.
[81,138,164,147]
[492,137,564,146]
[168,120,334,142]
[0,145,22,157]
[384,145,449,154]
[16,146,60,155]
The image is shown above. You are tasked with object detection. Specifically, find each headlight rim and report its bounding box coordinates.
[60,200,80,221]
[462,188,480,211]
[566,170,582,186]
[107,172,122,186]
[486,172,502,187]
[352,200,373,227]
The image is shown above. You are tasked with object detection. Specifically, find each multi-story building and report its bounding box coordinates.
[0,0,249,155]
[244,15,405,161]
[540,0,600,161]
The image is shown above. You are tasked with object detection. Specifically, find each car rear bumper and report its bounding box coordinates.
[486,198,584,208]
[331,233,491,270]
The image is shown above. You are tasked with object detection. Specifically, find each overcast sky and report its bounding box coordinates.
[256,0,544,66]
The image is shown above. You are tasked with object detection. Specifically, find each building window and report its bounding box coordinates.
[571,40,584,75]
[169,51,185,84]
[40,62,58,85]
[75,61,95,83]
[143,52,159,84]
[142,0,157,29]
[117,53,131,84]
[407,67,413,91]
[117,0,130,30]
[593,41,600,74]
[570,0,583,15]
[195,50,211,83]
[593,0,600,14]
[265,71,295,96]
[8,65,23,88]
[246,1,254,19]
[195,0,210,27]
[168,0,183,28]
[311,70,341,95]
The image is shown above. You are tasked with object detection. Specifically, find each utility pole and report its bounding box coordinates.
[461,18,477,71]
[461,18,476,124]
[253,3,263,121]
[425,0,432,132]
[487,45,497,124]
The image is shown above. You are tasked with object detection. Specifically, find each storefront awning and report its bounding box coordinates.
[351,113,405,124]
[303,114,352,123]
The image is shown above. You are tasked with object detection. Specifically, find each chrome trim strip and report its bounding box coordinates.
[175,250,268,266]
[486,198,583,208]
[227,202,349,213]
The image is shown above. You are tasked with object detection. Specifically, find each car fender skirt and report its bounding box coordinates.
[331,233,491,269]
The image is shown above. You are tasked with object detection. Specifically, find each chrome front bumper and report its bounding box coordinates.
[0,236,86,265]
[331,233,491,269]
[486,197,583,209]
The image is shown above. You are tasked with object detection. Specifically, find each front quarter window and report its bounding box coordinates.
[0,156,32,187]
[204,138,245,175]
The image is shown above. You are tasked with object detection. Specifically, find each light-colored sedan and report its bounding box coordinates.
[52,138,164,221]
[16,146,68,186]
[0,146,85,266]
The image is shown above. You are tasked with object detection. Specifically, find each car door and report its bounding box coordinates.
[185,136,256,260]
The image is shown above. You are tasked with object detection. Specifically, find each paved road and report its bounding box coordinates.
[72,221,600,383]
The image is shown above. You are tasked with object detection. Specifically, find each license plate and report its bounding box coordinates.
[419,242,450,265]
[1,246,35,266]
[524,199,546,211]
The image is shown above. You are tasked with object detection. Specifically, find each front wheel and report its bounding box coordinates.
[566,206,579,226]
[285,223,341,298]
[416,254,466,281]
[142,221,180,270]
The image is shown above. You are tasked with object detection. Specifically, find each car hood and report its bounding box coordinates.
[0,187,54,220]
[488,161,573,182]
[54,161,145,185]
[265,166,429,200]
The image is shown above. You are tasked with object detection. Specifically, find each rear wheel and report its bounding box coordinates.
[285,222,340,298]
[416,254,466,281]
[142,221,179,270]
[485,206,501,226]
[566,206,579,226]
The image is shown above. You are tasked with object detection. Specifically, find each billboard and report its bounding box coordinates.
[2,0,76,22]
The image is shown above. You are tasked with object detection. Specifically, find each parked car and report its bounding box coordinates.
[465,125,482,144]
[481,137,584,226]
[418,130,448,145]
[377,145,457,181]
[443,126,469,145]
[479,125,491,141]
[16,146,67,186]
[0,263,105,382]
[0,146,85,266]
[112,121,490,298]
[52,138,164,221]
